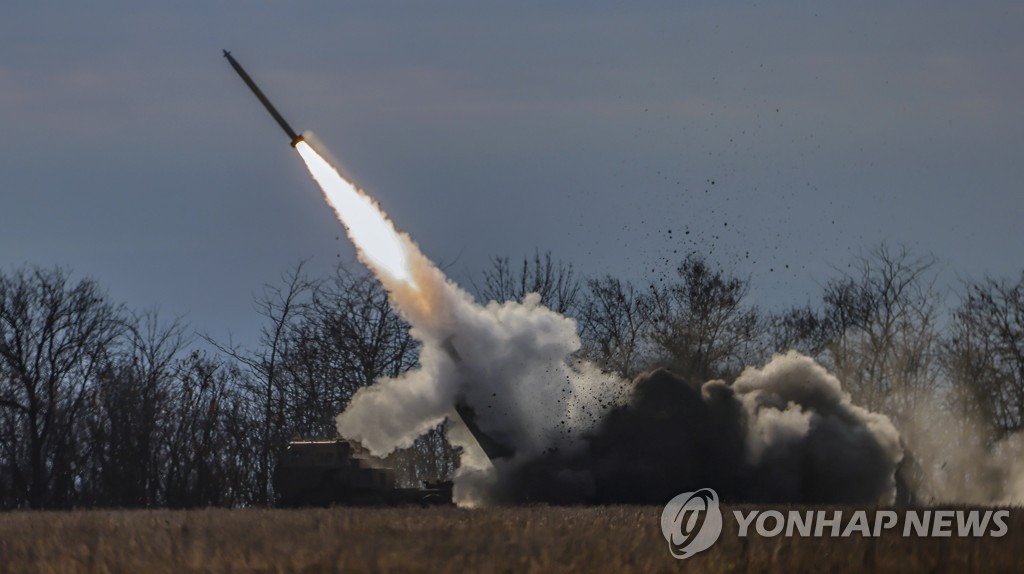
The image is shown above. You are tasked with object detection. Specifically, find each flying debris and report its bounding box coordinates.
[223,50,303,146]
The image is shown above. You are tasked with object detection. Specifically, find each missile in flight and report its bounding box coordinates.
[223,50,303,146]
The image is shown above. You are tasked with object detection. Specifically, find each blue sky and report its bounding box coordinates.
[2,2,1022,345]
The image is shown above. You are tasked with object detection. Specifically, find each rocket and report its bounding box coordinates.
[443,336,517,461]
[223,50,304,147]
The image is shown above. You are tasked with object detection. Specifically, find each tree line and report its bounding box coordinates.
[1,245,1022,508]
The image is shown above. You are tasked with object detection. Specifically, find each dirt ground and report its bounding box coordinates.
[0,505,1021,573]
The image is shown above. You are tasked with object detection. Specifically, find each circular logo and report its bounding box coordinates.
[660,488,723,559]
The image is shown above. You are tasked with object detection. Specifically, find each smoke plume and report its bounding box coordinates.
[499,352,903,505]
[333,260,630,505]
[897,396,1024,505]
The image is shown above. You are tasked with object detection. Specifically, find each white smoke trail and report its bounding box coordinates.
[293,138,626,504]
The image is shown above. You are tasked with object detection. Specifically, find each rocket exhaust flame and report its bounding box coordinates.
[294,141,415,287]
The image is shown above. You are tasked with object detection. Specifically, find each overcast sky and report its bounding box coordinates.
[2,2,1022,346]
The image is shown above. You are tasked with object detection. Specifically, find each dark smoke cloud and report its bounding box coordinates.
[497,352,903,505]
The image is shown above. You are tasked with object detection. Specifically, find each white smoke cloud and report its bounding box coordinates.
[334,237,627,503]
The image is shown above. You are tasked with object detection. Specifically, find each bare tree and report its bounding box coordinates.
[80,311,189,507]
[945,273,1024,437]
[277,266,417,436]
[767,304,838,359]
[648,255,763,383]
[159,351,253,507]
[203,262,315,504]
[0,267,126,508]
[475,250,582,315]
[820,244,942,422]
[578,276,654,378]
[0,260,458,508]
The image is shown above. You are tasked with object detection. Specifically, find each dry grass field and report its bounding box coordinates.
[0,505,1021,573]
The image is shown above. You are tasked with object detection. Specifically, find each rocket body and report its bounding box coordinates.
[223,50,303,146]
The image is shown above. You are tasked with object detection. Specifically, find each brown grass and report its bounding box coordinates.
[0,505,1021,573]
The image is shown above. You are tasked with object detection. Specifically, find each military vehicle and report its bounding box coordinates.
[274,338,511,507]
[274,439,453,507]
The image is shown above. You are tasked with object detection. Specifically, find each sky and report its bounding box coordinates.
[2,1,1022,347]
